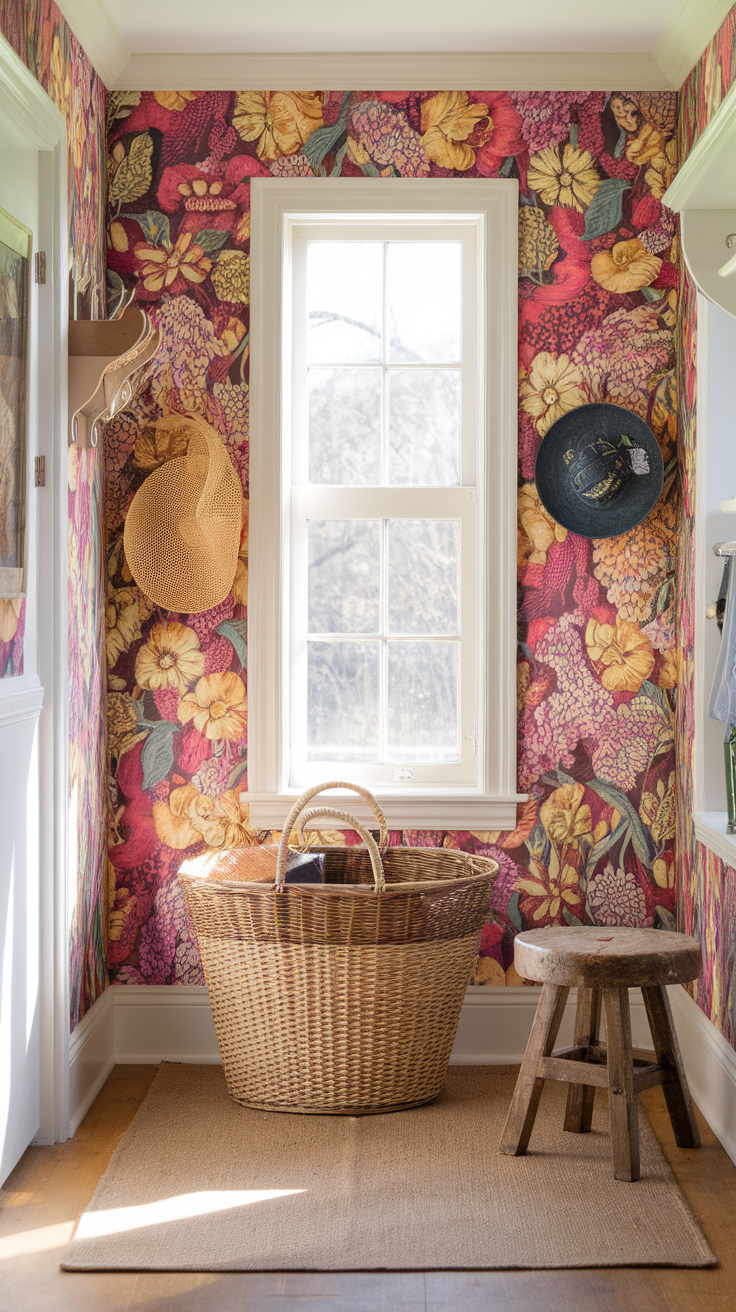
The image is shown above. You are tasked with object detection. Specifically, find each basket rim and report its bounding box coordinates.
[178,858,498,898]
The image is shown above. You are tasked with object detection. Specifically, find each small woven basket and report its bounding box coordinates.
[179,782,498,1115]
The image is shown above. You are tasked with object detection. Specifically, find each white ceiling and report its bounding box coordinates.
[54,0,733,90]
[100,0,678,55]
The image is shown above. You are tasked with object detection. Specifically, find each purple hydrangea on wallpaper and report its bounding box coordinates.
[104,87,679,990]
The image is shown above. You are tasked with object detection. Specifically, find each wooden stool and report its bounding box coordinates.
[499,927,701,1181]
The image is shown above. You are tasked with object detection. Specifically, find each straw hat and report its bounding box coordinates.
[124,414,242,613]
[534,403,663,539]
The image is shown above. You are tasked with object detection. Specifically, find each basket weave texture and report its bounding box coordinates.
[179,783,498,1114]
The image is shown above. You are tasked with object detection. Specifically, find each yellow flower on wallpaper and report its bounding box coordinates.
[585,615,655,693]
[540,783,592,849]
[135,231,212,295]
[106,587,142,669]
[645,138,678,199]
[0,597,22,643]
[211,250,250,304]
[420,92,489,171]
[178,671,247,741]
[518,482,567,567]
[517,848,583,924]
[640,772,676,846]
[194,790,256,849]
[152,783,209,850]
[153,90,202,112]
[520,351,586,436]
[232,500,249,606]
[526,143,601,212]
[591,238,661,294]
[133,423,189,471]
[625,121,666,167]
[658,647,679,690]
[233,91,324,160]
[135,622,205,696]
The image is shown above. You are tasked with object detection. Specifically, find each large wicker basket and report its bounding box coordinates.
[179,782,498,1115]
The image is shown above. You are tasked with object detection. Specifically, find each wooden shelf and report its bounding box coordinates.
[68,305,143,357]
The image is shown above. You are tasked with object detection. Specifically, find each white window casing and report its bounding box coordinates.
[247,178,524,830]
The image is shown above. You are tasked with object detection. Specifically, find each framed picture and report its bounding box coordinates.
[0,205,31,674]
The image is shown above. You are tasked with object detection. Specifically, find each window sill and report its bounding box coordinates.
[693,810,736,868]
[243,792,527,832]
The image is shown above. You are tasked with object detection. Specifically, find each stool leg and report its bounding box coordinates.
[564,985,602,1134]
[603,987,639,1181]
[500,983,569,1157]
[641,985,700,1149]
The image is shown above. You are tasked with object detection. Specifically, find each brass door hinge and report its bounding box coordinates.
[34,252,46,284]
[34,456,45,487]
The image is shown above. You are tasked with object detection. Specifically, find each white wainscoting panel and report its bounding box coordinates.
[670,985,736,1166]
[67,988,115,1136]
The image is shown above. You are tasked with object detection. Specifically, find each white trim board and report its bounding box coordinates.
[54,0,732,91]
[69,983,736,1168]
[68,983,651,1127]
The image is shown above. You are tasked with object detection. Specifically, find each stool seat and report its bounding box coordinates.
[514,926,701,989]
[500,926,702,1182]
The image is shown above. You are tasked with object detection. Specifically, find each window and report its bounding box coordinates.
[248,179,521,830]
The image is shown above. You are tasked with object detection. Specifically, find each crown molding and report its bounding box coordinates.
[54,0,130,86]
[653,0,734,90]
[109,49,672,91]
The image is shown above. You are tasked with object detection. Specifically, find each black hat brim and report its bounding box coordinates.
[534,402,664,538]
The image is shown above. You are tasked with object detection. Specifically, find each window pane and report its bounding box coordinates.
[307,642,380,761]
[387,642,459,762]
[307,242,382,363]
[387,242,462,364]
[308,520,381,634]
[388,520,460,636]
[309,368,381,484]
[388,369,460,485]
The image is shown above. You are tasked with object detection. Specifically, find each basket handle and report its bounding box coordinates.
[275,808,386,894]
[279,781,389,850]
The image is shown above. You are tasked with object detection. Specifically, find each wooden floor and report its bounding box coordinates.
[1,1066,735,1312]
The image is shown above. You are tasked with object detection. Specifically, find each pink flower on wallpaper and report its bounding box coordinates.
[519,613,615,789]
[572,304,673,418]
[349,100,430,177]
[508,91,589,156]
[591,693,674,792]
[158,153,269,243]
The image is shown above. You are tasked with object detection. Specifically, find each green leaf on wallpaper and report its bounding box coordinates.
[585,819,627,873]
[655,905,676,930]
[227,757,248,791]
[568,123,578,150]
[506,891,523,931]
[586,777,655,867]
[110,132,154,206]
[127,210,171,247]
[640,678,671,715]
[583,178,631,241]
[641,285,665,302]
[330,141,350,177]
[303,92,351,173]
[562,905,582,926]
[360,158,380,178]
[613,127,627,159]
[193,228,231,256]
[216,618,247,668]
[499,155,516,177]
[141,719,178,791]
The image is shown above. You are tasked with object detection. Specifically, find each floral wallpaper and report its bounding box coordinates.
[105,86,680,989]
[677,6,736,1050]
[0,3,108,1027]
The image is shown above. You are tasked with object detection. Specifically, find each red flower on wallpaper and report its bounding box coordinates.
[467,91,526,174]
[158,153,270,244]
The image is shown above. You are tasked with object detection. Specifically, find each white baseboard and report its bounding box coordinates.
[670,985,736,1166]
[69,983,736,1168]
[67,988,116,1136]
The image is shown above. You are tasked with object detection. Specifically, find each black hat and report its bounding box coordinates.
[534,402,664,539]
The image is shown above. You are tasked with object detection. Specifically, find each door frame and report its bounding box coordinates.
[0,35,70,1144]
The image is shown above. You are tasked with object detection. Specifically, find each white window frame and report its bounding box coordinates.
[248,178,523,830]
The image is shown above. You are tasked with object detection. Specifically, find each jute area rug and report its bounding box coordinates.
[63,1063,714,1272]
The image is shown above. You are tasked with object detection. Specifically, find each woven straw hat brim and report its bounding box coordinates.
[124,414,242,613]
[534,402,664,539]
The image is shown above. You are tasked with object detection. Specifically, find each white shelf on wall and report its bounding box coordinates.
[693,811,736,869]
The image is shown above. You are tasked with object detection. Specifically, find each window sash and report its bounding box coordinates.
[289,486,477,789]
